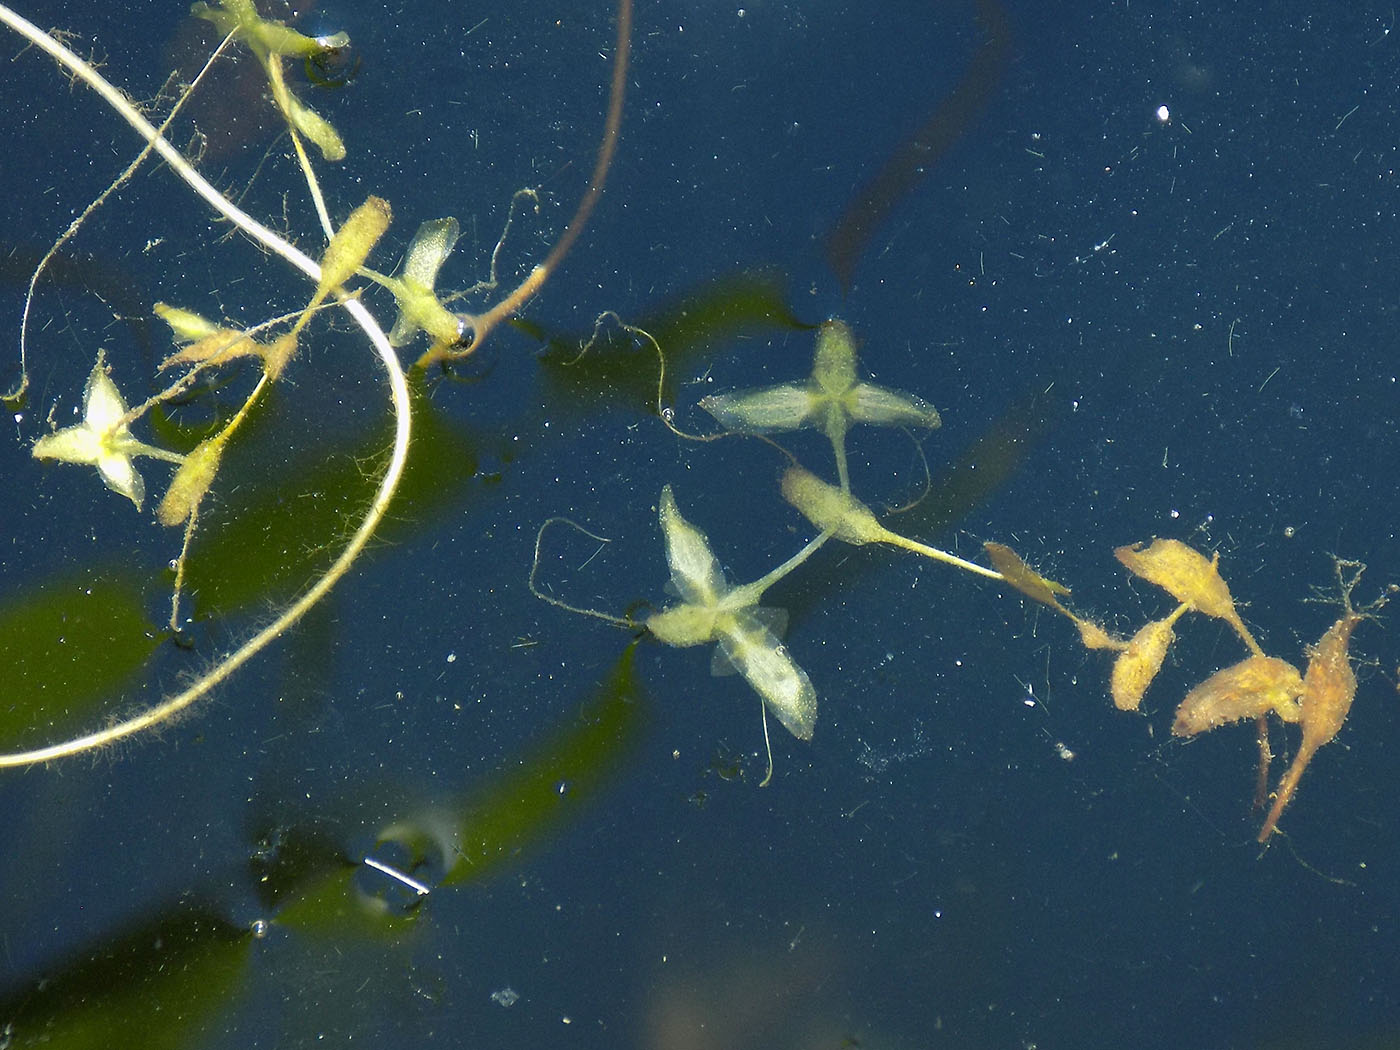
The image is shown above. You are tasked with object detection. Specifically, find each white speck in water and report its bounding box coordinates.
[491,987,519,1008]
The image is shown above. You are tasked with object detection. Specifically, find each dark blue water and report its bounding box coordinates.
[3,1,1400,1047]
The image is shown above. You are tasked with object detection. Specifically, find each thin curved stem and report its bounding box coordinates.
[0,3,327,283]
[528,516,632,628]
[426,0,632,364]
[5,25,235,406]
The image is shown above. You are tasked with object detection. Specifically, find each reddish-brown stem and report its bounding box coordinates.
[422,0,632,368]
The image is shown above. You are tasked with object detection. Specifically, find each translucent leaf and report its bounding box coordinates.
[31,357,184,510]
[645,485,823,740]
[97,447,146,509]
[657,485,726,605]
[158,329,261,371]
[849,383,941,428]
[387,219,465,349]
[709,645,740,676]
[746,604,788,636]
[285,92,346,162]
[709,606,787,675]
[82,358,127,432]
[154,302,220,343]
[32,423,101,467]
[401,217,460,290]
[699,383,814,432]
[716,611,817,740]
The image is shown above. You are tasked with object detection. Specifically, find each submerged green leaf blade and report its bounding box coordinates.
[0,904,252,1050]
[0,571,159,750]
[442,640,644,884]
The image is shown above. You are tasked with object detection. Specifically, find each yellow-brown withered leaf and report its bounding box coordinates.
[1076,619,1125,652]
[1114,539,1236,620]
[1114,538,1263,654]
[1109,613,1179,711]
[261,332,298,381]
[984,542,1070,608]
[159,329,261,371]
[1172,655,1303,737]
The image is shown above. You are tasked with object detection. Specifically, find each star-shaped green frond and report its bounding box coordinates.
[644,485,819,740]
[699,319,941,489]
[32,352,185,511]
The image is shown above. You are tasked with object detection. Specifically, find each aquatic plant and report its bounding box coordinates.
[0,0,632,764]
[0,0,1385,853]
